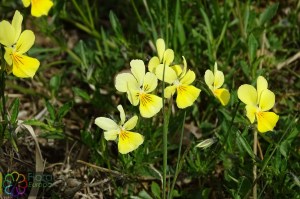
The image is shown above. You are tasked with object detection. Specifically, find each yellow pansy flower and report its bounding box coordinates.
[95,105,144,154]
[148,38,174,73]
[115,59,163,118]
[155,56,201,109]
[0,10,39,78]
[22,0,54,17]
[204,62,230,106]
[237,76,279,133]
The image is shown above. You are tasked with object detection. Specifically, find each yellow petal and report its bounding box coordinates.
[148,56,160,73]
[139,93,162,118]
[163,49,174,65]
[31,0,54,17]
[22,0,31,7]
[156,38,165,62]
[171,65,183,77]
[4,47,13,65]
[0,20,16,46]
[16,30,35,54]
[204,69,214,88]
[180,56,187,78]
[104,129,119,141]
[130,59,145,87]
[127,89,140,106]
[176,85,201,109]
[180,70,196,85]
[155,64,177,84]
[117,105,125,125]
[259,89,275,111]
[118,131,144,154]
[115,73,138,92]
[12,11,23,43]
[95,117,119,131]
[257,76,268,103]
[123,115,138,130]
[164,85,176,99]
[214,70,224,89]
[11,54,40,78]
[245,104,257,123]
[143,72,158,93]
[237,84,257,105]
[214,88,230,106]
[256,111,279,133]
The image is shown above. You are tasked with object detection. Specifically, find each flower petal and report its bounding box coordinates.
[4,47,13,65]
[148,56,160,73]
[130,59,145,87]
[259,89,275,111]
[214,70,224,89]
[22,0,31,7]
[237,84,257,106]
[164,85,176,99]
[163,49,174,65]
[31,0,54,17]
[115,73,138,92]
[12,11,23,43]
[204,69,214,89]
[95,117,119,131]
[118,131,144,154]
[123,115,138,130]
[117,105,125,125]
[127,89,140,106]
[155,64,177,84]
[139,94,162,118]
[180,70,196,85]
[245,104,257,123]
[0,20,15,46]
[104,129,119,141]
[16,30,35,54]
[11,54,40,78]
[180,56,187,78]
[171,65,183,77]
[256,112,279,133]
[156,38,165,62]
[257,76,268,104]
[176,85,201,109]
[143,72,158,93]
[214,88,230,106]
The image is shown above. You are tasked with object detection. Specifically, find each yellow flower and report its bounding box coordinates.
[204,62,230,106]
[237,76,279,133]
[155,56,201,109]
[22,0,53,17]
[0,10,39,78]
[148,38,174,73]
[115,60,163,118]
[95,105,144,154]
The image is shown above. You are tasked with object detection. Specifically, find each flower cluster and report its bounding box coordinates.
[95,38,279,154]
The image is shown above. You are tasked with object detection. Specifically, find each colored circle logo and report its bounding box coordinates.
[3,171,28,197]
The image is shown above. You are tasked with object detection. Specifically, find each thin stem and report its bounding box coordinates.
[253,130,258,199]
[162,62,167,199]
[170,111,186,199]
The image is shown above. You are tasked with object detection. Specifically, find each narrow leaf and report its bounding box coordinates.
[236,130,255,159]
[259,3,279,26]
[9,98,19,124]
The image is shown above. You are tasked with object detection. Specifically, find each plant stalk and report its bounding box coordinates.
[253,130,258,199]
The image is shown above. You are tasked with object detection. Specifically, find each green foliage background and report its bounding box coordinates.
[0,0,299,198]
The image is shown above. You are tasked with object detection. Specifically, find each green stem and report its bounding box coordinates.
[170,111,186,198]
[162,62,167,199]
[253,130,258,199]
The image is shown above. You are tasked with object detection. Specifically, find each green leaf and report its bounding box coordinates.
[45,101,56,120]
[9,98,19,124]
[236,130,255,159]
[151,182,161,199]
[57,101,74,121]
[72,87,90,101]
[24,119,49,129]
[259,3,279,26]
[248,33,258,65]
[50,75,61,96]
